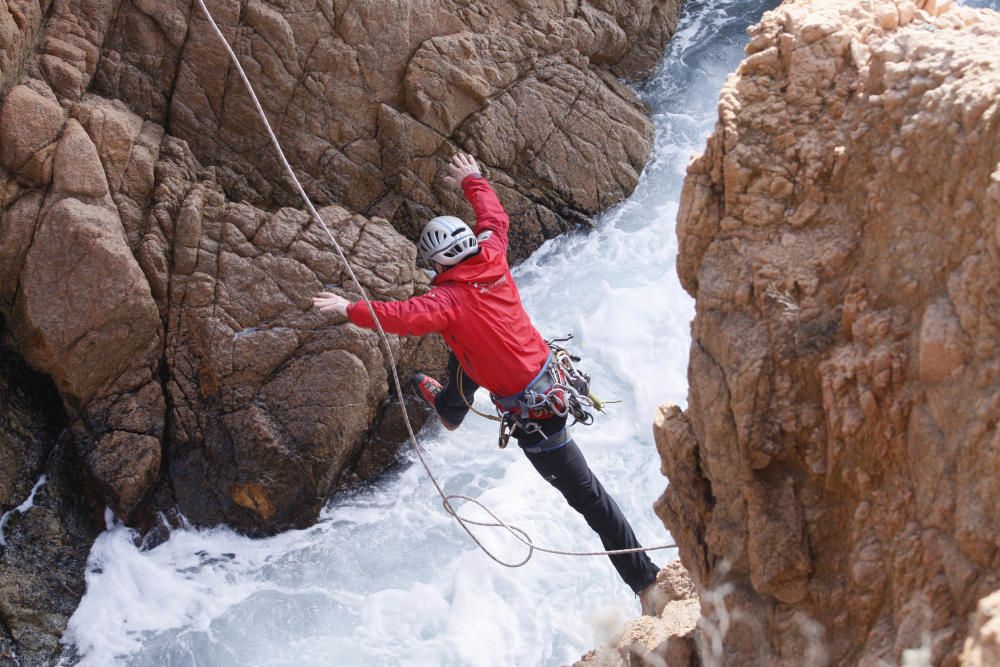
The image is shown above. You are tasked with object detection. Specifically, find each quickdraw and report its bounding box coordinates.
[489,334,609,449]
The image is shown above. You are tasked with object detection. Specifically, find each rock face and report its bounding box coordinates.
[0,0,681,661]
[156,135,444,531]
[656,1,1000,665]
[0,345,100,667]
[961,589,1000,667]
[575,562,700,667]
[0,0,680,534]
[97,0,680,262]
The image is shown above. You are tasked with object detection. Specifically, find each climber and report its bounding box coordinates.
[313,152,661,612]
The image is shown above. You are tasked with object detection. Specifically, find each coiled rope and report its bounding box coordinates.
[194,0,676,567]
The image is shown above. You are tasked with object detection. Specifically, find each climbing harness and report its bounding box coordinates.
[195,0,676,566]
[488,336,604,449]
[458,335,622,450]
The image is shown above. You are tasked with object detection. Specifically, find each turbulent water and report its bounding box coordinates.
[63,2,778,665]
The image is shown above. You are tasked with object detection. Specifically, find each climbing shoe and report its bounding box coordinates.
[410,373,459,431]
[411,372,441,406]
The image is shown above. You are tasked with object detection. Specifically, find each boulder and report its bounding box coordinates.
[575,562,700,667]
[0,83,64,184]
[10,118,164,517]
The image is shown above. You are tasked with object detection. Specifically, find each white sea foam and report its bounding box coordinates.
[0,474,47,546]
[63,1,784,664]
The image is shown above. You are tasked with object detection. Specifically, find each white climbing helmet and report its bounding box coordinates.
[418,216,480,266]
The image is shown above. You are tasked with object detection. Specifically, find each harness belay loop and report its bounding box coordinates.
[491,335,605,448]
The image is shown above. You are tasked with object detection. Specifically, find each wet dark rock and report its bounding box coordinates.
[0,346,101,667]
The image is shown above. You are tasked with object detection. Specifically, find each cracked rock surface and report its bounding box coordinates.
[96,0,680,262]
[0,0,681,533]
[0,0,680,662]
[655,1,1000,665]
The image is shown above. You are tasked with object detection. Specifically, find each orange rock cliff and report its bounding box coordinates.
[654,1,1000,665]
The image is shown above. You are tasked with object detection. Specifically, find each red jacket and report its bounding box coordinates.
[347,176,550,397]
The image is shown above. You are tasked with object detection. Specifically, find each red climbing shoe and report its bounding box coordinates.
[411,373,459,431]
[411,372,441,407]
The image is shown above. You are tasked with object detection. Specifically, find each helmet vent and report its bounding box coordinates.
[418,216,480,266]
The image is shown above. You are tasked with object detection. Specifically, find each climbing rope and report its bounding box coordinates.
[457,368,502,422]
[194,0,676,566]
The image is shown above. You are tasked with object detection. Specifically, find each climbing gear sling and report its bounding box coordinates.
[459,335,613,450]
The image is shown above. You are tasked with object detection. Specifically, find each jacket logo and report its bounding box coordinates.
[477,230,493,242]
[475,275,507,294]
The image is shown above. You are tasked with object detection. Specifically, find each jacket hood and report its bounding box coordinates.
[431,244,505,286]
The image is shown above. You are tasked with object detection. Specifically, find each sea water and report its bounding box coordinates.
[62,1,779,665]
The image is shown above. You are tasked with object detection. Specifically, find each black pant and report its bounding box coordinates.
[435,354,660,594]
